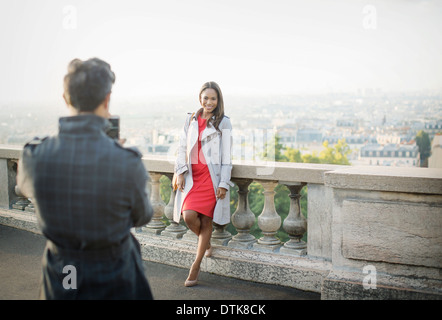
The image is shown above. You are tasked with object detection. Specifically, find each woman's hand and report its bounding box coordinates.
[216,187,227,200]
[177,173,185,192]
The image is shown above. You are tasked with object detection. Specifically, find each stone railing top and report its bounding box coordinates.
[142,156,346,184]
[1,145,441,190]
[0,145,22,159]
[325,165,442,195]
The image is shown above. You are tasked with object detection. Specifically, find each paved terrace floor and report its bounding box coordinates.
[0,224,320,301]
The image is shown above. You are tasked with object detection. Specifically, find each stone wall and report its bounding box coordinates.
[322,166,442,299]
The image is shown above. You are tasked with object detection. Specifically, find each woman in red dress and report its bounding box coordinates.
[175,82,232,287]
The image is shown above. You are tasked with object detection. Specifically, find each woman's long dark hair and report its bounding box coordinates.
[196,81,224,131]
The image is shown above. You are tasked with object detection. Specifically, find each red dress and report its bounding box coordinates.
[182,115,216,218]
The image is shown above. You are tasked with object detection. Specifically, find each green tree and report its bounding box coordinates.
[248,182,264,215]
[416,130,431,167]
[160,175,172,204]
[282,137,351,165]
[301,152,321,163]
[261,134,288,162]
[284,147,303,163]
[319,139,351,165]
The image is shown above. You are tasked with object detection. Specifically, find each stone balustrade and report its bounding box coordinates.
[1,145,441,299]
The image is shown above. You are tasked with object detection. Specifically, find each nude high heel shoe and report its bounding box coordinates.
[184,268,200,287]
[205,243,213,257]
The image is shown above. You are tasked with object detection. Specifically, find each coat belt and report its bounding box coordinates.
[45,235,131,262]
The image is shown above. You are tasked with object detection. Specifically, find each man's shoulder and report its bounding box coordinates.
[23,136,50,151]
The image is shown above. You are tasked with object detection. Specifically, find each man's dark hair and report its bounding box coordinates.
[63,58,116,112]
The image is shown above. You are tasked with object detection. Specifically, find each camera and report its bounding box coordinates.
[106,116,120,139]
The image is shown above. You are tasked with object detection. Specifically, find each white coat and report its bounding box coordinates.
[173,112,233,225]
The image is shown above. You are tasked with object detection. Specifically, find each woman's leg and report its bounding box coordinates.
[183,210,201,236]
[194,214,213,265]
[183,211,213,281]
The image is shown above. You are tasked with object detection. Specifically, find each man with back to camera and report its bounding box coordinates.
[17,58,154,299]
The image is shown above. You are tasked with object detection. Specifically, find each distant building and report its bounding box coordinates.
[359,143,420,167]
[323,135,377,145]
[428,134,442,168]
[336,119,359,128]
[377,135,401,145]
[322,135,378,162]
[146,144,170,154]
[296,128,322,143]
[424,120,442,139]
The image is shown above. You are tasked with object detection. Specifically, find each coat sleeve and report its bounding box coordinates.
[175,114,192,175]
[17,137,48,198]
[218,118,234,190]
[130,159,153,227]
[17,149,34,199]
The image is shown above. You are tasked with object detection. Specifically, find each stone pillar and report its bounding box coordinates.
[182,229,199,243]
[143,172,166,235]
[162,174,187,239]
[211,222,232,246]
[0,159,10,209]
[24,197,35,213]
[3,159,20,209]
[12,185,30,210]
[280,183,307,255]
[307,183,333,260]
[229,179,256,249]
[254,180,281,251]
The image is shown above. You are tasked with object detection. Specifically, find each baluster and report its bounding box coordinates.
[143,172,166,235]
[229,179,256,249]
[162,174,187,239]
[25,197,35,213]
[10,160,30,210]
[211,222,232,246]
[280,183,307,255]
[12,185,30,210]
[254,180,282,252]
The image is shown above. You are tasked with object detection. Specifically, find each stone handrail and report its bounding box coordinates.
[1,144,441,299]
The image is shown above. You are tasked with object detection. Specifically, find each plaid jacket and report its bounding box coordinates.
[18,114,153,299]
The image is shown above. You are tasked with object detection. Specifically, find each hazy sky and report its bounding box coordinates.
[0,0,441,104]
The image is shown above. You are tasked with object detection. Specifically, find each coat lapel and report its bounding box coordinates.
[201,116,218,141]
[201,125,217,141]
[186,117,198,161]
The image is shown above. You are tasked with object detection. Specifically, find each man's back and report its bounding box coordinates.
[18,114,153,299]
[23,114,152,250]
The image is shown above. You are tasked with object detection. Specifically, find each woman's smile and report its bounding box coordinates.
[200,88,218,118]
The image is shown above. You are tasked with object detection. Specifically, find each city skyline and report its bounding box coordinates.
[1,89,440,167]
[1,0,442,108]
